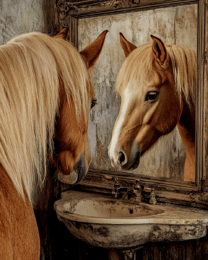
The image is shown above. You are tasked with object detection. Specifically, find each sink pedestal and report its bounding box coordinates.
[108,246,143,260]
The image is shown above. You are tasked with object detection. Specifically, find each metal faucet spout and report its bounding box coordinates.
[112,178,143,203]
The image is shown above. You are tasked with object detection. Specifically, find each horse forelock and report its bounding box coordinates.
[0,32,91,203]
[116,42,196,107]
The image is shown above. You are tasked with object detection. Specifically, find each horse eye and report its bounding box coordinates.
[145,91,159,102]
[91,100,97,109]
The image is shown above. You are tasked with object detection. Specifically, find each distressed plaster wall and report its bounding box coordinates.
[0,0,45,44]
[78,4,197,181]
[0,0,59,43]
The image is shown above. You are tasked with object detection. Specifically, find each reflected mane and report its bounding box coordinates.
[116,42,196,106]
[0,32,91,203]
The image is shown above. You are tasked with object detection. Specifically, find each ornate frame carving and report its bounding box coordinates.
[56,0,208,209]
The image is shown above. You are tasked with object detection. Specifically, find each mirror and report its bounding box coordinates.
[78,4,197,183]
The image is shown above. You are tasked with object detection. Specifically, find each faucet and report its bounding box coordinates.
[112,178,143,203]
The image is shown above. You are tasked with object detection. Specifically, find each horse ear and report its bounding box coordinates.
[54,28,68,40]
[120,33,137,57]
[80,30,108,69]
[151,35,167,65]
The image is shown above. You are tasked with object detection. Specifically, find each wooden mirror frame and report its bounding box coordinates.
[56,0,208,209]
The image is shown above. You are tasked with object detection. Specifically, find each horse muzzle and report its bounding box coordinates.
[109,148,141,171]
[74,152,88,183]
[58,152,89,184]
[127,151,141,170]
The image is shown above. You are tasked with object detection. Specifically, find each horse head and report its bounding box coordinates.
[108,33,182,171]
[52,29,108,183]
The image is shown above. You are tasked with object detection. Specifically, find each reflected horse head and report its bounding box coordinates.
[0,28,107,203]
[108,33,196,182]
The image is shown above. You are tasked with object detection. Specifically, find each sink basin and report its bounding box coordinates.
[54,191,208,249]
[56,195,164,220]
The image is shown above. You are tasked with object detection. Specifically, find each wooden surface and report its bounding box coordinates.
[57,0,199,19]
[203,0,208,187]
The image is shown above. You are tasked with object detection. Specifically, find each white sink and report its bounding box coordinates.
[54,191,208,249]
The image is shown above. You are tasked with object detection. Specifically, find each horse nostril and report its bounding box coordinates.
[118,151,126,165]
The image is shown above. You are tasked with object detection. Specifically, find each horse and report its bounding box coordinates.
[108,33,196,182]
[0,28,108,259]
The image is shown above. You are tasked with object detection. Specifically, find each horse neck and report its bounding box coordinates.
[177,97,195,181]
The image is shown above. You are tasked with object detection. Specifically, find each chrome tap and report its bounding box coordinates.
[128,180,143,203]
[112,178,143,203]
[112,177,127,198]
[149,187,157,205]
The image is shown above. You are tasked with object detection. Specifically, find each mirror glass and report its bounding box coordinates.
[78,4,197,182]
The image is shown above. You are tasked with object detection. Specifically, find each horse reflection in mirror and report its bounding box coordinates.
[0,28,107,259]
[108,33,196,182]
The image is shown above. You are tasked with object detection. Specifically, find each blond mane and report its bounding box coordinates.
[0,32,91,203]
[116,42,196,106]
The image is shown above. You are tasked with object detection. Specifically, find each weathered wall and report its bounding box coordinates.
[78,4,197,181]
[0,0,45,44]
[0,0,60,44]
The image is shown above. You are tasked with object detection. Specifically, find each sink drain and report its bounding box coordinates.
[129,209,133,214]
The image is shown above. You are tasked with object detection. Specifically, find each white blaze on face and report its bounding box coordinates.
[108,85,133,164]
